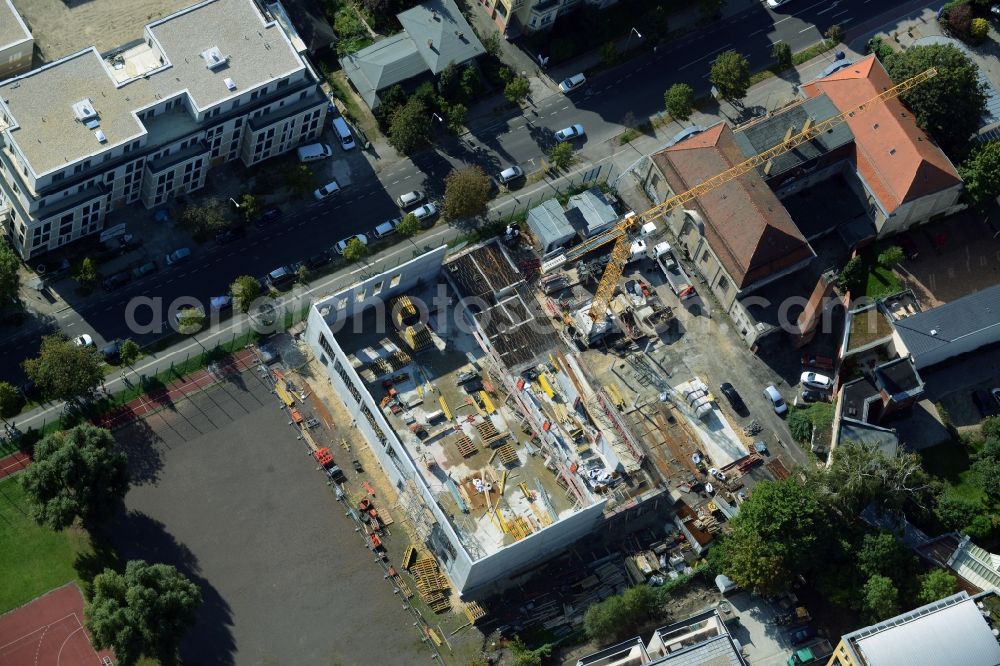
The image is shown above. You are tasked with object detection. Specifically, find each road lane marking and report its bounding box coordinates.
[799,25,814,33]
[679,43,732,70]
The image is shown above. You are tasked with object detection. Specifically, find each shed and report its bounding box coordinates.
[565,188,618,237]
[527,199,575,254]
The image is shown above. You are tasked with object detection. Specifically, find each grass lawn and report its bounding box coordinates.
[865,264,902,299]
[919,438,987,503]
[0,476,95,613]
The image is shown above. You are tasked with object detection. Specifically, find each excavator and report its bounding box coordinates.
[555,67,938,345]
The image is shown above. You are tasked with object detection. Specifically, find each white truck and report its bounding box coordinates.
[650,242,696,300]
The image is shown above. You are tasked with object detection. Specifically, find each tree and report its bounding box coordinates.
[238,193,261,225]
[176,308,206,334]
[444,102,467,133]
[504,76,531,105]
[878,245,904,269]
[720,478,833,593]
[23,334,103,402]
[230,275,261,314]
[178,198,229,240]
[825,24,844,44]
[343,238,369,262]
[74,257,99,290]
[583,585,659,642]
[443,166,492,221]
[825,440,935,515]
[944,3,973,38]
[509,636,552,666]
[885,44,987,157]
[917,569,957,605]
[959,140,1000,207]
[982,416,1000,441]
[600,42,618,66]
[772,42,792,70]
[862,574,900,622]
[0,380,22,418]
[642,6,670,40]
[481,31,501,58]
[788,409,813,443]
[397,213,420,237]
[296,264,309,283]
[837,255,865,292]
[437,62,461,102]
[20,424,128,529]
[118,339,142,369]
[0,241,20,306]
[867,36,894,62]
[709,50,751,107]
[857,531,915,580]
[284,165,316,198]
[665,83,695,123]
[548,142,576,171]
[387,99,430,155]
[86,560,202,666]
[460,65,482,101]
[972,446,1000,500]
[971,17,989,43]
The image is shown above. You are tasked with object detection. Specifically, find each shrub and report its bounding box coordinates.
[788,409,813,443]
[772,42,792,70]
[946,3,974,37]
[971,18,989,42]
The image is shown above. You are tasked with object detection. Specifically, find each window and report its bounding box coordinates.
[717,275,729,292]
[318,334,334,357]
[701,250,710,264]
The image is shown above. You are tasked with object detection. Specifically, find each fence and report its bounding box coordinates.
[489,160,622,223]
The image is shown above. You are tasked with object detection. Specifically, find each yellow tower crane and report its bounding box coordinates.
[565,67,938,323]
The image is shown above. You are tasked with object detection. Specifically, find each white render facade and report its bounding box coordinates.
[0,0,32,80]
[0,0,327,260]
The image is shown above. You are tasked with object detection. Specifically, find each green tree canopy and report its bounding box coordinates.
[837,255,865,292]
[284,165,316,197]
[20,424,129,529]
[548,142,576,171]
[857,531,916,580]
[665,83,695,123]
[74,257,99,290]
[509,636,552,666]
[230,275,261,314]
[178,198,230,241]
[23,334,103,402]
[444,102,467,133]
[824,440,935,515]
[709,50,751,106]
[176,308,206,334]
[583,584,659,642]
[504,76,531,105]
[443,166,492,221]
[0,241,20,306]
[917,569,957,605]
[396,213,420,237]
[238,193,261,225]
[772,42,792,70]
[387,99,430,155]
[721,478,832,594]
[343,238,369,262]
[0,380,22,418]
[878,246,904,269]
[86,560,202,666]
[862,574,900,622]
[118,339,142,368]
[959,140,1000,207]
[885,44,987,157]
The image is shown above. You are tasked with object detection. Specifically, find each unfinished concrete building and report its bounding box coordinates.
[305,241,662,595]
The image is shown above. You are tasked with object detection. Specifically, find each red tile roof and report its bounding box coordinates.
[801,55,961,214]
[652,123,813,289]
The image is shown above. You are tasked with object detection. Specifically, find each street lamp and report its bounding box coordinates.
[625,26,642,51]
[431,112,443,123]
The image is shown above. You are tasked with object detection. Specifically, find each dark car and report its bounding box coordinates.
[101,339,123,364]
[256,207,282,228]
[800,389,824,404]
[789,626,817,646]
[131,261,157,279]
[307,251,331,269]
[719,382,749,417]
[215,226,246,244]
[102,271,132,291]
[973,389,997,418]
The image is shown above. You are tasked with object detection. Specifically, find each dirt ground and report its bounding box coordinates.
[14,0,194,62]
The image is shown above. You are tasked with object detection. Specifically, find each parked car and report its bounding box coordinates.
[498,166,524,186]
[165,247,191,265]
[554,124,585,142]
[373,218,400,239]
[412,202,438,224]
[719,382,749,417]
[800,372,833,391]
[313,180,341,201]
[266,266,295,286]
[215,226,245,244]
[972,389,997,418]
[131,261,157,279]
[789,626,817,646]
[102,271,132,291]
[101,339,122,364]
[334,234,369,255]
[763,385,788,415]
[766,0,793,7]
[210,295,233,311]
[306,251,332,269]
[397,190,426,208]
[256,207,282,228]
[558,73,586,93]
[798,389,825,405]
[993,388,1000,409]
[74,334,94,347]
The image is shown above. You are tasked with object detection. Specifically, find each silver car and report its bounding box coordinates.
[554,124,585,143]
[397,190,425,208]
[558,73,586,93]
[412,202,438,221]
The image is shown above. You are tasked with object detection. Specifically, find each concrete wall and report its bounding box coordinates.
[878,183,964,237]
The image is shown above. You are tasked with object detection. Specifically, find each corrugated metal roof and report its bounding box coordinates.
[893,283,1000,361]
[565,188,617,236]
[527,199,574,249]
[849,593,1000,666]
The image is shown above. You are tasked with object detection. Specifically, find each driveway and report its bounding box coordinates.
[727,592,794,666]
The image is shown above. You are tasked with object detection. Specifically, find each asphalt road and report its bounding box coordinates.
[1,0,923,384]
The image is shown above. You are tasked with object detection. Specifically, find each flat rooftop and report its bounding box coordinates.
[0,0,305,177]
[0,0,31,51]
[336,281,601,560]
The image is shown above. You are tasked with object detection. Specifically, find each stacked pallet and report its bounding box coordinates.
[455,434,477,458]
[411,555,452,614]
[496,442,518,466]
[464,601,487,625]
[403,323,434,352]
[475,420,505,446]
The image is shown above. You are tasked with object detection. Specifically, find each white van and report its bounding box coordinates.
[297,143,333,162]
[331,117,356,150]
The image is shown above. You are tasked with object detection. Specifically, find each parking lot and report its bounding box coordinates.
[922,343,1000,429]
[110,362,428,665]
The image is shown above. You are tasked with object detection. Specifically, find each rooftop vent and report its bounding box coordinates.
[201,46,230,70]
[95,129,107,143]
[930,329,938,336]
[432,10,441,21]
[72,99,97,122]
[224,77,237,91]
[889,148,896,155]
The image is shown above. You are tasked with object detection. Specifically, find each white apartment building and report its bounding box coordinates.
[0,0,32,80]
[0,0,328,260]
